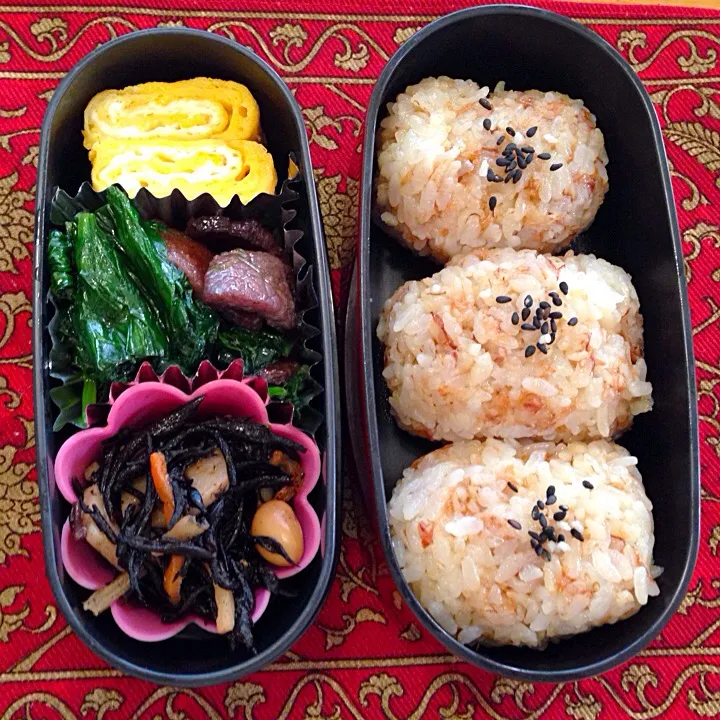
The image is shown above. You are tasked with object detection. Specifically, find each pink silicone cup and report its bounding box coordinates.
[54,379,321,642]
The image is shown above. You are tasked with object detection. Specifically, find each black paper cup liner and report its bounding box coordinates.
[47,159,322,434]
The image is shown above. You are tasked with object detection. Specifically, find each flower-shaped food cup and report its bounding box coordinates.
[54,378,322,642]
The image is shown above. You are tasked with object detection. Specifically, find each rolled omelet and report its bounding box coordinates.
[90,137,277,206]
[83,78,261,148]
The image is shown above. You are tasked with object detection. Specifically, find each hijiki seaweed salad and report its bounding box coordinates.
[45,77,323,644]
[73,398,306,649]
[48,77,318,431]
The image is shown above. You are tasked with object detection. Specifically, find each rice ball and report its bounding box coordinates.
[388,439,661,648]
[377,247,652,443]
[375,77,609,262]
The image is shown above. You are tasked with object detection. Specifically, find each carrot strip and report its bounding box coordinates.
[163,554,184,605]
[150,451,174,525]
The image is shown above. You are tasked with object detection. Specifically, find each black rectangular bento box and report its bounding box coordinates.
[32,29,340,686]
[346,5,699,681]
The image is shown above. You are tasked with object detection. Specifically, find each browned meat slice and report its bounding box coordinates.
[160,228,213,296]
[185,216,279,254]
[258,360,301,385]
[221,308,263,330]
[202,249,296,330]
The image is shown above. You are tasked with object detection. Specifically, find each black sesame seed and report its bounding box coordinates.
[535,543,544,556]
[506,160,517,171]
[506,126,516,136]
[511,312,519,325]
[483,118,492,130]
[521,307,531,321]
[541,322,549,334]
[521,323,535,331]
[517,154,527,170]
[512,169,522,184]
[496,157,511,167]
[583,480,595,490]
[548,333,556,345]
[559,504,569,512]
[549,311,562,319]
[571,528,585,542]
[552,296,563,307]
[541,549,552,562]
[525,345,536,358]
[557,534,565,543]
[549,291,559,297]
[508,519,522,530]
[528,530,541,541]
[546,495,556,505]
[530,539,539,550]
[532,506,539,520]
[479,97,493,110]
[537,343,548,354]
[502,146,515,156]
[526,126,538,137]
[546,485,556,497]
[489,196,498,213]
[559,281,569,295]
[525,153,533,165]
[545,526,556,540]
[505,142,517,152]
[550,163,563,171]
[553,510,567,522]
[568,317,578,326]
[504,172,514,184]
[537,152,551,160]
[521,145,535,153]
[497,135,506,145]
[487,168,497,182]
[507,481,519,493]
[495,294,511,303]
[537,499,545,510]
[539,301,550,309]
[532,316,540,329]
[538,529,549,542]
[551,319,557,333]
[493,175,504,183]
[524,295,533,307]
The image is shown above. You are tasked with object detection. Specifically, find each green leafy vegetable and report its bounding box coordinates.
[71,212,168,381]
[106,186,218,372]
[48,228,74,300]
[216,326,293,374]
[49,376,98,431]
[267,365,320,415]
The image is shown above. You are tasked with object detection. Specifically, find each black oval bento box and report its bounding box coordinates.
[346,5,699,681]
[32,29,340,686]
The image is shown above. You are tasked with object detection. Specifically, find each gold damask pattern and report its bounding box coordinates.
[0,5,717,719]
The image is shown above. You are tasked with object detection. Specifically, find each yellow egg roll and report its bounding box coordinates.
[83,78,261,149]
[90,138,277,206]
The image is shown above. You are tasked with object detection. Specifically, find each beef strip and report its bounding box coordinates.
[160,228,213,296]
[185,217,279,255]
[202,249,296,330]
[258,360,301,385]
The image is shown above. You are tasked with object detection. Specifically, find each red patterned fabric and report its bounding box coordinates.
[0,1,719,717]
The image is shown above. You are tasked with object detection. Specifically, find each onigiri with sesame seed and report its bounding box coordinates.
[388,438,662,648]
[375,77,609,262]
[377,247,652,442]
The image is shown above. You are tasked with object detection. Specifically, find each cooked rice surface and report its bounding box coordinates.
[388,438,661,647]
[376,77,609,262]
[377,247,652,442]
